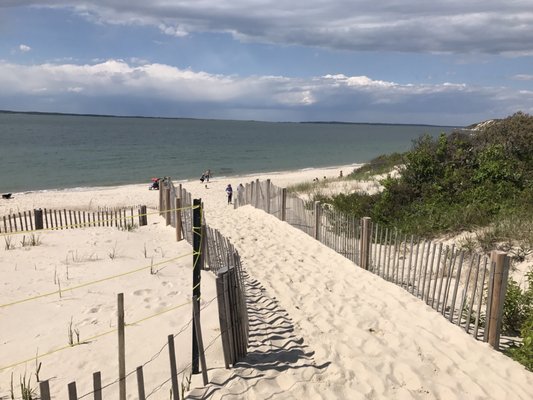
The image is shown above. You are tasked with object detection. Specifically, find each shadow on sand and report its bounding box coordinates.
[187,272,330,399]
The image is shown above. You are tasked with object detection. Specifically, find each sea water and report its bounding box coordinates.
[0,112,454,193]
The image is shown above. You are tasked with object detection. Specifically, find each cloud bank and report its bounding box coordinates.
[6,0,533,54]
[1,60,531,125]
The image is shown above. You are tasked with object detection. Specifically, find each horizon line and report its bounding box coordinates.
[0,109,461,128]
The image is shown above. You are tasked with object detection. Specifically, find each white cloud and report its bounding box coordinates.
[158,24,188,38]
[513,74,533,81]
[0,59,531,125]
[8,1,533,54]
[19,44,31,52]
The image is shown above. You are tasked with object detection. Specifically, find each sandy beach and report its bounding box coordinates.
[1,163,532,399]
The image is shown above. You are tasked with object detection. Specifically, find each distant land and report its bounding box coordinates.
[0,109,460,128]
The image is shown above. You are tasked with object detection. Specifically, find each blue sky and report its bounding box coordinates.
[1,1,532,125]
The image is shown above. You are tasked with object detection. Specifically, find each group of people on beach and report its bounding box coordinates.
[152,168,240,205]
[200,169,211,184]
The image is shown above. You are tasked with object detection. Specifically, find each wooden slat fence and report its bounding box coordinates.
[0,206,148,234]
[235,178,511,350]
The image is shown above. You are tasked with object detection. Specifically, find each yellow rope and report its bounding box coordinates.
[0,252,193,309]
[0,299,192,372]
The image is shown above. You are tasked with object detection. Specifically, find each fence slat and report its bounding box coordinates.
[216,268,231,368]
[449,251,465,323]
[442,245,457,315]
[457,253,475,326]
[411,239,420,294]
[39,380,51,400]
[68,381,78,400]
[93,371,102,400]
[136,366,146,400]
[168,334,180,400]
[473,257,488,339]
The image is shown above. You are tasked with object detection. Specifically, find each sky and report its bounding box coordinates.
[0,1,532,125]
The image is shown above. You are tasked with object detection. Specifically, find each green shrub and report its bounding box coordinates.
[506,312,533,371]
[326,112,533,240]
[503,273,532,335]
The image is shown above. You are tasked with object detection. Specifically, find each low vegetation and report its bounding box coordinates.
[504,269,533,370]
[328,112,533,241]
[315,112,533,369]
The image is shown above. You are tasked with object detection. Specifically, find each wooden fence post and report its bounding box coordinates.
[314,201,321,240]
[139,205,147,226]
[281,188,287,222]
[34,208,44,230]
[175,198,183,241]
[488,250,510,349]
[159,179,164,216]
[192,199,202,374]
[165,186,171,226]
[360,217,371,270]
[118,293,126,400]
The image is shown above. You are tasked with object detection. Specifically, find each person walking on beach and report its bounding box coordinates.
[226,184,233,204]
[205,169,211,182]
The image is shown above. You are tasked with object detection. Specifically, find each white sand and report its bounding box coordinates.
[1,163,532,399]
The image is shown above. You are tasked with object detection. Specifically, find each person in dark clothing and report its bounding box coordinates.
[226,184,233,204]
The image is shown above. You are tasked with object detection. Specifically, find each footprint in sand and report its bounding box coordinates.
[133,289,152,296]
[79,317,98,326]
[392,363,423,391]
[86,305,101,314]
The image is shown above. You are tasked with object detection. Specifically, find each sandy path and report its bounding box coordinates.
[184,177,533,400]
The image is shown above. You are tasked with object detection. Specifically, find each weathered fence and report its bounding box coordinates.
[235,178,511,350]
[0,206,147,233]
[160,178,249,365]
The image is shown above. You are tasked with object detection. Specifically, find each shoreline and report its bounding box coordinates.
[1,163,363,195]
[1,162,361,209]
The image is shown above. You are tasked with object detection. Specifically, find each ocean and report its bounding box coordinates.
[0,112,454,193]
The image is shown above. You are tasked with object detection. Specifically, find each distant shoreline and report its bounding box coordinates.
[0,109,458,128]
